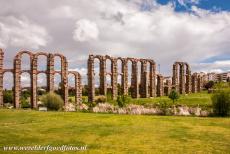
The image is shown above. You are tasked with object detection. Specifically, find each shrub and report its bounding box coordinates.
[117,95,130,107]
[95,95,107,103]
[21,98,31,108]
[3,90,13,104]
[41,92,64,111]
[168,90,180,103]
[212,88,230,117]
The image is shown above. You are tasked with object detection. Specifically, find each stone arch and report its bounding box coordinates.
[53,53,68,106]
[68,71,82,105]
[13,51,33,108]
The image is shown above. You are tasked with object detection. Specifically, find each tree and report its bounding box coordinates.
[204,81,215,90]
[168,90,180,103]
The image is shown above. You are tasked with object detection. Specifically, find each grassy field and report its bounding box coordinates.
[96,91,212,108]
[0,109,229,153]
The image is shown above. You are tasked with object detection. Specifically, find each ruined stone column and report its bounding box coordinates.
[111,58,118,99]
[61,56,68,105]
[164,79,172,96]
[131,60,139,98]
[47,54,54,92]
[140,60,148,98]
[149,62,156,97]
[88,55,95,103]
[197,75,202,92]
[99,56,107,95]
[0,49,4,107]
[179,63,185,94]
[121,59,128,95]
[13,57,21,108]
[185,63,191,94]
[192,73,197,93]
[157,74,164,97]
[31,55,37,108]
[75,73,82,105]
[172,63,179,92]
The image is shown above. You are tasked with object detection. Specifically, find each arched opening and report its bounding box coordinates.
[106,58,112,73]
[68,73,76,103]
[3,72,14,106]
[37,73,47,98]
[54,56,62,71]
[117,59,122,95]
[54,73,62,95]
[20,72,31,108]
[94,58,100,96]
[106,74,112,100]
[127,60,132,96]
[20,53,31,70]
[37,55,48,71]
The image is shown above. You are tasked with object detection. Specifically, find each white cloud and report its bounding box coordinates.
[50,6,74,19]
[0,16,50,49]
[178,0,200,6]
[73,19,99,42]
[192,60,230,73]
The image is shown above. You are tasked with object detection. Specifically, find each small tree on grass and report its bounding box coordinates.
[41,92,64,111]
[168,90,180,103]
[117,95,130,107]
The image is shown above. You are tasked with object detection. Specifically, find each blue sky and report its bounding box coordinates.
[158,0,230,12]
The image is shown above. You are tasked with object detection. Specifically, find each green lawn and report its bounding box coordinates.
[105,91,212,108]
[0,109,230,153]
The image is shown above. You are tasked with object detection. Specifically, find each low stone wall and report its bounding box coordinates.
[90,103,211,117]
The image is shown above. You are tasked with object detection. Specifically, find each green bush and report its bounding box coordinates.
[117,95,130,107]
[212,89,230,117]
[95,95,107,103]
[41,92,64,111]
[3,90,13,104]
[21,98,31,108]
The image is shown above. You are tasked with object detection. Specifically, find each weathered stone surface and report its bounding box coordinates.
[0,49,82,109]
[172,62,191,94]
[87,55,157,103]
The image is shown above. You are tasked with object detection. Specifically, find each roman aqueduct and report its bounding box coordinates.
[0,49,205,108]
[0,49,82,108]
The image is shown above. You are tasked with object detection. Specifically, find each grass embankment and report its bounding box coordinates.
[0,109,229,153]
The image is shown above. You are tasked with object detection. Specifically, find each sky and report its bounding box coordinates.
[0,0,230,88]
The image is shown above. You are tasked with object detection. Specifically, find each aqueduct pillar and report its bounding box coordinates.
[121,58,128,95]
[140,59,148,98]
[131,59,139,98]
[88,55,95,103]
[149,61,156,97]
[0,49,4,107]
[99,56,107,95]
